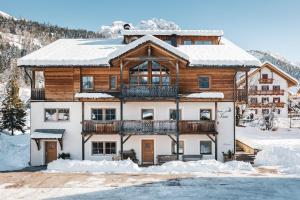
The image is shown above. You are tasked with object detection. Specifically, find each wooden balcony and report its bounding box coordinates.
[249,90,284,95]
[31,88,45,100]
[259,78,273,84]
[121,85,178,99]
[82,120,217,135]
[249,102,285,108]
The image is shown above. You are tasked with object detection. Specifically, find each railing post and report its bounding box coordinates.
[175,61,180,160]
[120,60,124,160]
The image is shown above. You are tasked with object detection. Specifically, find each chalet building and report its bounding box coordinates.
[18,29,260,166]
[237,62,298,118]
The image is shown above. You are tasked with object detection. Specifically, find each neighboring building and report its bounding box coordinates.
[288,85,300,113]
[237,62,298,118]
[18,29,260,166]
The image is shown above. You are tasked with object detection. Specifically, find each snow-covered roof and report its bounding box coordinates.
[75,92,115,98]
[18,34,261,67]
[31,129,65,139]
[122,29,224,36]
[183,92,224,99]
[108,35,189,61]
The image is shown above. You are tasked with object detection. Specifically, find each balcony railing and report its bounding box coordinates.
[121,85,178,98]
[249,90,284,95]
[82,120,217,135]
[249,102,285,108]
[31,88,45,100]
[259,78,273,84]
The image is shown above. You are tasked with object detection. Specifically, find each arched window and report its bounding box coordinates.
[129,61,170,86]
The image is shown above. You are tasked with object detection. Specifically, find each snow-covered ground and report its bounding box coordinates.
[0,133,30,171]
[236,124,300,175]
[47,159,255,175]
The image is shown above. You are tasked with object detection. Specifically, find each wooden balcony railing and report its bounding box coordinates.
[249,102,285,108]
[259,78,273,84]
[82,120,217,135]
[121,85,178,98]
[31,88,45,100]
[237,89,247,103]
[249,90,284,95]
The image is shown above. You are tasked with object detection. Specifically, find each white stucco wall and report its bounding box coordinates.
[30,102,82,166]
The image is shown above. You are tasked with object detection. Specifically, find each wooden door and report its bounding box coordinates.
[45,141,57,164]
[142,140,154,164]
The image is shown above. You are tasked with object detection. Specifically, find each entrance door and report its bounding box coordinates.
[45,141,57,164]
[142,140,154,165]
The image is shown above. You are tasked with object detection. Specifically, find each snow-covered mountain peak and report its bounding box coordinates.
[0,10,16,20]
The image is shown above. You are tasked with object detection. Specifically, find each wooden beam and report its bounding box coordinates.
[122,135,132,144]
[123,57,176,62]
[58,138,63,150]
[206,134,215,143]
[167,134,176,143]
[34,139,41,151]
[84,134,93,143]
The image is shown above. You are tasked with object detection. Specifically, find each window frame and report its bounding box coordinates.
[200,141,212,155]
[44,108,70,122]
[198,75,211,90]
[91,108,116,121]
[169,109,182,120]
[200,109,212,121]
[262,74,269,79]
[81,75,94,91]
[109,75,117,90]
[91,141,117,155]
[141,109,154,120]
[261,85,269,91]
[194,40,213,45]
[183,40,192,45]
[34,70,45,89]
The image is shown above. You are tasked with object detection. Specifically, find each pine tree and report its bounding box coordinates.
[0,77,26,135]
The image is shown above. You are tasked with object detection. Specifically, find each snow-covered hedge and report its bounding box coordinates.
[47,159,255,174]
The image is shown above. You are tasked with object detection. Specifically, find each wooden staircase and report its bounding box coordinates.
[235,140,258,164]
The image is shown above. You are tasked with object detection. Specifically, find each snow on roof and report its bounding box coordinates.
[288,85,300,95]
[263,61,299,84]
[31,129,65,139]
[183,92,224,99]
[18,38,124,66]
[122,29,224,36]
[75,92,115,98]
[178,38,261,66]
[108,35,189,61]
[18,34,260,67]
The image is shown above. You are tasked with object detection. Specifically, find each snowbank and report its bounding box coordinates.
[255,146,300,175]
[47,159,255,175]
[0,133,30,171]
[184,92,224,99]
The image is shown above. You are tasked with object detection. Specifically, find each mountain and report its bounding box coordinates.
[99,18,180,38]
[248,50,300,82]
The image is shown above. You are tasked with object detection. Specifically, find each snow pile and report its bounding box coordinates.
[255,146,300,175]
[99,21,133,38]
[184,92,224,99]
[47,159,140,173]
[0,133,30,171]
[75,92,114,99]
[47,159,255,174]
[138,18,180,30]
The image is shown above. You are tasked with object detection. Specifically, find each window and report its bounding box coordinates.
[82,76,94,90]
[34,71,44,89]
[198,76,210,89]
[277,109,281,114]
[183,40,192,45]
[261,85,269,91]
[92,142,116,155]
[91,109,103,120]
[262,74,268,79]
[250,98,258,104]
[105,109,116,121]
[262,97,269,104]
[254,109,258,114]
[273,85,280,91]
[164,40,172,45]
[142,109,154,120]
[200,141,212,155]
[250,85,257,91]
[45,108,69,121]
[91,108,115,121]
[169,109,182,120]
[200,109,212,120]
[195,40,213,45]
[273,98,280,103]
[129,61,170,86]
[109,76,117,90]
[92,142,103,154]
[172,141,184,154]
[105,142,116,154]
[262,109,269,115]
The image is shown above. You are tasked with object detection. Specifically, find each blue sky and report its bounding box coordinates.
[1,0,300,62]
